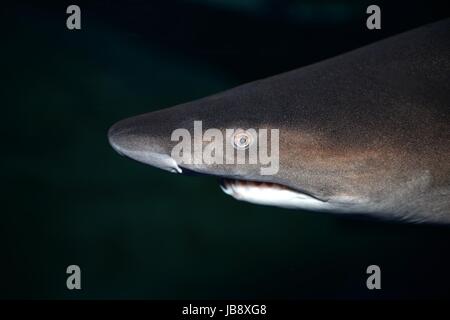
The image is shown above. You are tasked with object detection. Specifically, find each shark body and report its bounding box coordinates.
[109,19,450,224]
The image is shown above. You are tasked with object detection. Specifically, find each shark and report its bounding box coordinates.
[108,19,450,224]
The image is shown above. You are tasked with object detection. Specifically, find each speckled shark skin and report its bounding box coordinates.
[109,19,450,224]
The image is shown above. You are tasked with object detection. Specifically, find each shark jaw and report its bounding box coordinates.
[107,134,358,213]
[219,178,336,211]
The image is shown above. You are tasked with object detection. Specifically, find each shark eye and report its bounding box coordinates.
[232,130,253,150]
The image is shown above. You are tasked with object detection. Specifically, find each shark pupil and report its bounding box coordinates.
[232,131,252,150]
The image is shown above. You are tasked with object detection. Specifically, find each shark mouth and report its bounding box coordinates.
[219,178,332,211]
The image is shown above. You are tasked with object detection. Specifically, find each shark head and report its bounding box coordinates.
[108,83,375,214]
[108,20,450,224]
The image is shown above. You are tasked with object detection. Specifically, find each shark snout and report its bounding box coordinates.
[108,115,182,173]
[108,121,129,157]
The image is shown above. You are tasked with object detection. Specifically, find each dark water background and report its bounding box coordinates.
[2,0,449,299]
